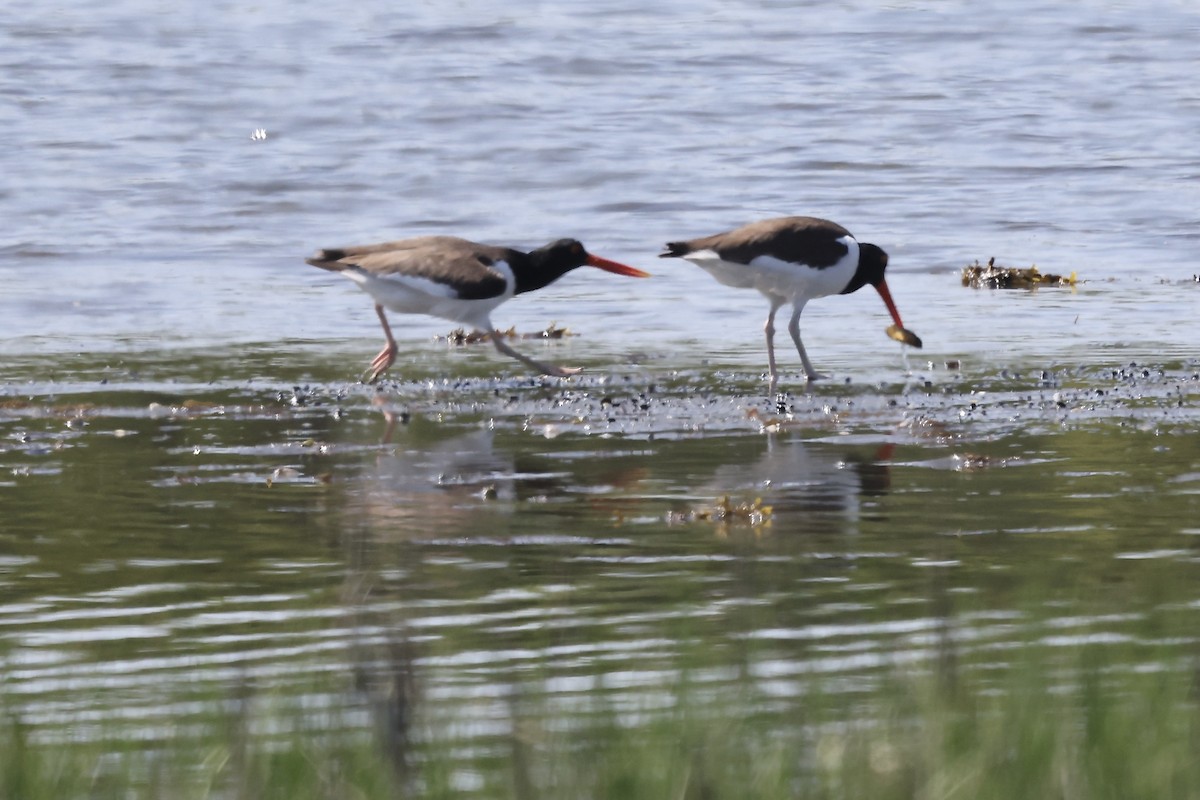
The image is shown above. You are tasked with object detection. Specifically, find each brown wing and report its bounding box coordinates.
[307,236,512,300]
[663,216,853,269]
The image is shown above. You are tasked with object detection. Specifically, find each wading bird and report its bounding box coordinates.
[661,216,920,386]
[309,235,649,382]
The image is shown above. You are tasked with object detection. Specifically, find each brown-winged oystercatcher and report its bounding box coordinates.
[308,235,650,383]
[660,216,921,386]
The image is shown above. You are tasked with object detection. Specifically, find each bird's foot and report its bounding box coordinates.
[542,364,583,378]
[766,370,828,388]
[364,347,397,384]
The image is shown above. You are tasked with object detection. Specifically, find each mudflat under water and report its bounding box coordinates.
[2,0,1199,788]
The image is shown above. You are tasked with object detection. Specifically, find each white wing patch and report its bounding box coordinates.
[682,249,761,289]
[685,236,859,301]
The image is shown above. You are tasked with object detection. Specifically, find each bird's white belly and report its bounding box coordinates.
[348,271,510,329]
[745,253,856,300]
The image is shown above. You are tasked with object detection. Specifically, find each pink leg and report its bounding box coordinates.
[787,304,823,382]
[765,298,784,391]
[365,304,398,383]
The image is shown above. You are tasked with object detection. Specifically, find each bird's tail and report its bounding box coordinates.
[306,248,349,271]
[659,242,691,258]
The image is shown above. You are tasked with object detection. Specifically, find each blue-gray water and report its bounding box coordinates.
[3,0,1198,368]
[2,0,1200,788]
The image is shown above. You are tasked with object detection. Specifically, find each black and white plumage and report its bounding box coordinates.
[308,235,649,382]
[661,216,918,385]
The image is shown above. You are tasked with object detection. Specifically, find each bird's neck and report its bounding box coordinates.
[513,258,572,295]
[840,265,871,295]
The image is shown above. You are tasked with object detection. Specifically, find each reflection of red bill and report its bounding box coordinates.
[886,324,923,348]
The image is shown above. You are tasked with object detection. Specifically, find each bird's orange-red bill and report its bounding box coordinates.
[586,254,651,278]
[875,279,923,348]
[874,279,906,328]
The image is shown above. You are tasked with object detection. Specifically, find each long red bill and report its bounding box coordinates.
[874,278,906,329]
[876,279,924,348]
[586,254,651,278]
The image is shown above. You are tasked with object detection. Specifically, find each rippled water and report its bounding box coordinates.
[2,0,1200,787]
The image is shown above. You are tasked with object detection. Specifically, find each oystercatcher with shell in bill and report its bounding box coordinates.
[660,216,921,387]
[308,235,650,383]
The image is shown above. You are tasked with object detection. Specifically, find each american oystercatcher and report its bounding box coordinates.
[660,216,921,386]
[308,236,650,382]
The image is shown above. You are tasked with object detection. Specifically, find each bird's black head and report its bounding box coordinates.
[517,239,649,294]
[516,240,591,293]
[840,241,911,334]
[840,242,889,295]
[538,239,590,269]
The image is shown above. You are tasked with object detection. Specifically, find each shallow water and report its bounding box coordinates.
[2,0,1200,787]
[3,356,1198,753]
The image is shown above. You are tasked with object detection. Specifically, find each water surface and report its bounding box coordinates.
[2,0,1200,788]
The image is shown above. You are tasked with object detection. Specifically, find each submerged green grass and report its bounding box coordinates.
[4,641,1199,800]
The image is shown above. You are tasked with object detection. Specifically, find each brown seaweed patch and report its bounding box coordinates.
[668,496,773,529]
[437,323,573,346]
[962,258,1077,289]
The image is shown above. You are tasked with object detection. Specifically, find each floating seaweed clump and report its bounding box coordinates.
[668,496,773,528]
[438,323,573,346]
[962,258,1077,289]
